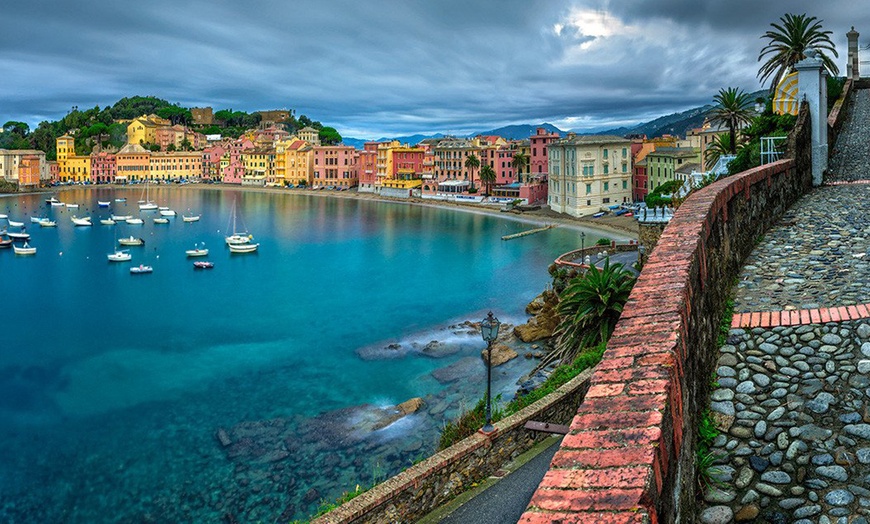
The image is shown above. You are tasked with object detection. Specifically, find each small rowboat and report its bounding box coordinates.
[193,261,214,269]
[125,218,144,225]
[71,216,92,226]
[118,236,145,246]
[228,243,259,253]
[50,201,65,207]
[182,215,200,222]
[100,219,116,225]
[98,201,111,207]
[13,242,36,255]
[153,217,170,224]
[65,203,79,209]
[130,264,153,274]
[7,231,30,241]
[111,215,132,221]
[39,220,57,227]
[7,219,24,227]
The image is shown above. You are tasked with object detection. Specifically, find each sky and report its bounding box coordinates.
[1,0,867,140]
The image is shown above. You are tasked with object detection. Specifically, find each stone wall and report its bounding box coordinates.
[312,368,595,524]
[519,104,813,523]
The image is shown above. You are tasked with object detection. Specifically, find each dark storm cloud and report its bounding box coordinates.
[1,0,866,139]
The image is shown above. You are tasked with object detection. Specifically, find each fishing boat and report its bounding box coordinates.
[100,218,116,225]
[153,217,169,224]
[228,242,259,253]
[45,196,60,205]
[138,181,158,210]
[39,219,57,227]
[13,242,36,255]
[130,264,153,274]
[159,209,176,217]
[111,214,132,221]
[125,218,144,225]
[182,214,200,222]
[225,200,253,245]
[193,261,214,269]
[50,201,65,207]
[185,243,209,257]
[107,249,132,262]
[71,216,92,226]
[115,197,127,203]
[30,216,46,223]
[0,238,10,248]
[118,236,145,246]
[7,219,24,227]
[7,230,30,241]
[65,203,79,209]
[98,201,111,207]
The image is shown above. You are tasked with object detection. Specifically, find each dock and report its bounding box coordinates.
[501,224,557,240]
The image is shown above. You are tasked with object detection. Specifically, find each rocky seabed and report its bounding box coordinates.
[701,321,870,524]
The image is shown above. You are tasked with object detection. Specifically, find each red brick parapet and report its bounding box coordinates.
[521,142,812,521]
[732,303,870,328]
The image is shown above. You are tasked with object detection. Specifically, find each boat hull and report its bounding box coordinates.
[229,243,259,253]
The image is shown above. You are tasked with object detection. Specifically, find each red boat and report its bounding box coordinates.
[193,261,214,269]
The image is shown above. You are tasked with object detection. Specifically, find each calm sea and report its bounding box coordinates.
[0,187,628,522]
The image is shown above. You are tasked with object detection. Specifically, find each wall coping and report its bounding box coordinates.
[520,157,799,523]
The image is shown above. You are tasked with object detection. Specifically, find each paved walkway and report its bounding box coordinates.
[699,89,870,524]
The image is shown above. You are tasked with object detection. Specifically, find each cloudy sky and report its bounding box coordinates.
[1,0,866,139]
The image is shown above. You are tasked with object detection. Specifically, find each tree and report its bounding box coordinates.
[3,121,30,137]
[709,87,753,155]
[704,133,741,170]
[464,153,480,191]
[552,259,635,365]
[511,151,529,184]
[479,164,496,195]
[318,126,342,145]
[758,13,839,91]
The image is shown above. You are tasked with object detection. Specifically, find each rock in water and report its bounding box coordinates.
[481,343,518,366]
[216,428,232,447]
[396,397,424,416]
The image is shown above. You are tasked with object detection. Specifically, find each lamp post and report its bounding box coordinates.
[480,311,501,433]
[580,231,586,252]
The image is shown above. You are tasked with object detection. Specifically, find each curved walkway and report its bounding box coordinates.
[699,90,870,523]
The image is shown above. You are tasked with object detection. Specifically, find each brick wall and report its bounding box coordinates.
[520,104,813,523]
[312,368,595,524]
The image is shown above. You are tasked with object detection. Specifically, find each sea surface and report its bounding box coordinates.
[0,187,628,522]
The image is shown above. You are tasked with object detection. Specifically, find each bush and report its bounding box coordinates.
[595,237,611,246]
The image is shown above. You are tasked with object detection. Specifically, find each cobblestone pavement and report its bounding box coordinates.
[828,88,870,182]
[734,184,870,313]
[700,92,870,523]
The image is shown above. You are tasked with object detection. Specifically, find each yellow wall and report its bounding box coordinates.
[149,152,202,181]
[55,135,91,182]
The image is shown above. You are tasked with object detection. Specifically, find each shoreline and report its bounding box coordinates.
[5,184,638,241]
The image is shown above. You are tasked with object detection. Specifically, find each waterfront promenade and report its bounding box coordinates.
[699,87,870,523]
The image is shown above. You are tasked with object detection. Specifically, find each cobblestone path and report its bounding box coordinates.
[700,90,870,523]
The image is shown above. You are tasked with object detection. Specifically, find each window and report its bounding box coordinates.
[585,183,591,195]
[604,164,609,174]
[622,148,627,158]
[603,182,609,192]
[603,149,608,159]
[622,180,628,190]
[603,197,610,203]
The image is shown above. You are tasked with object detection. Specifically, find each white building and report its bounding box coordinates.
[547,134,633,217]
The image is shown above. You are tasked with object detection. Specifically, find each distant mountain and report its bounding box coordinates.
[342,133,445,149]
[473,123,564,140]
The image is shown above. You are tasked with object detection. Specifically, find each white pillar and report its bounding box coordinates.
[795,50,828,186]
[847,27,860,81]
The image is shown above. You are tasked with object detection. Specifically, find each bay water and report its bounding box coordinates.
[0,187,626,522]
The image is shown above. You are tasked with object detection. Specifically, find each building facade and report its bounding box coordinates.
[312,145,357,188]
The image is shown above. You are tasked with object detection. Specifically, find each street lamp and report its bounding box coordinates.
[481,311,501,433]
[580,231,586,252]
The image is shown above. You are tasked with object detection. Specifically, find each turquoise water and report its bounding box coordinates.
[0,187,627,522]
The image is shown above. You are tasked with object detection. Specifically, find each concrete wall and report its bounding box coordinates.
[312,369,595,524]
[519,103,813,523]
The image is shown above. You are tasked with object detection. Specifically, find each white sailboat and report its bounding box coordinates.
[139,180,158,210]
[229,242,259,253]
[225,199,253,245]
[100,218,116,225]
[71,216,92,226]
[39,219,57,227]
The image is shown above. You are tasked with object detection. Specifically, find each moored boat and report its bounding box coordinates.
[7,219,24,227]
[7,230,30,241]
[111,214,132,221]
[225,199,253,245]
[193,261,214,269]
[159,209,176,217]
[228,242,259,253]
[98,201,111,207]
[153,217,169,224]
[130,264,153,274]
[30,216,46,223]
[13,242,36,255]
[182,214,201,222]
[115,197,127,203]
[118,236,145,246]
[50,201,64,207]
[125,218,144,225]
[65,203,79,209]
[71,216,92,226]
[45,197,60,205]
[0,238,11,248]
[107,249,132,262]
[100,218,116,225]
[39,219,57,227]
[185,243,209,257]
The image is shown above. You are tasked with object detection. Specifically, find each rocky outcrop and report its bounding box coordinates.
[514,290,560,342]
[480,342,518,367]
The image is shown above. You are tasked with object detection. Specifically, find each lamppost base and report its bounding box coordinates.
[481,424,495,434]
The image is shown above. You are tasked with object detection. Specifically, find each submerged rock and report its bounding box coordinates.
[481,343,518,367]
[432,357,480,383]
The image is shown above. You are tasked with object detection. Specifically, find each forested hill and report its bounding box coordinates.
[0,96,340,160]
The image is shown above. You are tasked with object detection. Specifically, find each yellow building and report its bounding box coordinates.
[55,135,91,183]
[126,114,171,146]
[149,151,202,182]
[241,149,275,186]
[275,139,314,186]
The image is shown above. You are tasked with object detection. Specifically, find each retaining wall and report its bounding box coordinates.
[312,368,595,524]
[518,104,813,523]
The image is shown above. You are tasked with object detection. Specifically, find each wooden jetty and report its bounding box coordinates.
[501,224,557,240]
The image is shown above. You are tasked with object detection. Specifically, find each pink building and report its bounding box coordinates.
[90,152,117,184]
[201,143,227,181]
[357,142,380,192]
[222,138,254,184]
[312,145,358,188]
[392,148,425,179]
[494,146,517,185]
[529,127,559,179]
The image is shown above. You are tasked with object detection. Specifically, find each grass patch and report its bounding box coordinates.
[717,298,735,346]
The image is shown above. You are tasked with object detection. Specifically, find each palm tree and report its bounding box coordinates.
[709,87,753,156]
[464,153,480,191]
[479,164,496,195]
[548,259,635,366]
[511,151,529,184]
[758,13,839,91]
[704,133,744,171]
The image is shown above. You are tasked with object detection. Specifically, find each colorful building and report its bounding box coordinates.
[221,139,255,184]
[547,134,633,217]
[241,149,275,186]
[115,144,151,183]
[126,114,171,146]
[529,127,559,181]
[312,145,357,188]
[0,149,48,188]
[357,142,380,192]
[91,151,117,184]
[150,151,202,182]
[645,147,702,192]
[55,135,91,183]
